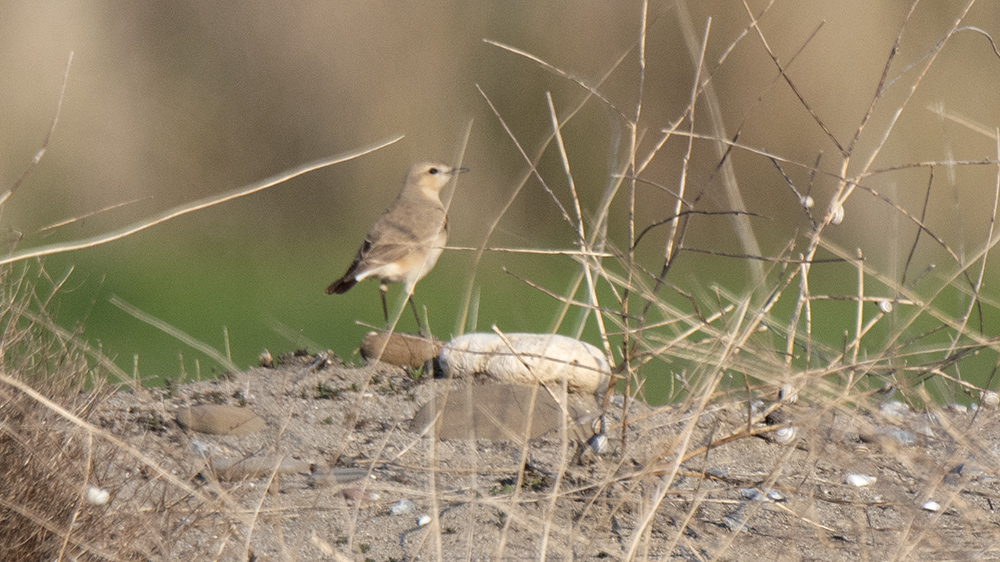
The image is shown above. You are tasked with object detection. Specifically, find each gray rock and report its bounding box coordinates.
[209,456,312,481]
[391,499,415,515]
[721,506,748,531]
[411,383,594,441]
[880,426,917,446]
[309,467,371,488]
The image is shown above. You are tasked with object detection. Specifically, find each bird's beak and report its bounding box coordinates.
[454,167,470,174]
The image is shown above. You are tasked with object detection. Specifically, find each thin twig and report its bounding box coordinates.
[0,136,403,266]
[456,45,630,335]
[0,51,74,211]
[109,295,239,373]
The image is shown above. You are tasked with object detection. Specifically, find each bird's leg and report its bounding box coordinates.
[407,295,434,375]
[379,283,389,324]
[407,295,425,336]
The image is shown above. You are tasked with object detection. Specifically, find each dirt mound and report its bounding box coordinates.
[75,353,1000,561]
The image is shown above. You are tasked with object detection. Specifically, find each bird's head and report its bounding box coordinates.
[406,161,469,198]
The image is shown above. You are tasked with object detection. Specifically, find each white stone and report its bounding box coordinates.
[439,333,610,395]
[845,473,877,487]
[86,486,110,506]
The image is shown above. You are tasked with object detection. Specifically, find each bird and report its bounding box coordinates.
[326,161,467,328]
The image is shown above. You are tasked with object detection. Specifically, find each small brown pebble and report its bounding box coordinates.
[339,488,369,501]
[360,331,442,368]
[176,405,266,435]
[259,349,274,368]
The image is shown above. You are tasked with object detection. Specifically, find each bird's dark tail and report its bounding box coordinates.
[326,276,357,295]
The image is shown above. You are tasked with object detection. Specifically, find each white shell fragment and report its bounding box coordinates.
[417,514,432,527]
[86,486,110,506]
[878,299,893,314]
[773,426,798,444]
[983,391,999,408]
[439,333,610,396]
[845,473,877,487]
[779,383,797,403]
[922,500,941,512]
[830,201,845,225]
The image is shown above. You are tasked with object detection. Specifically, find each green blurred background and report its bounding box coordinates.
[2,1,999,403]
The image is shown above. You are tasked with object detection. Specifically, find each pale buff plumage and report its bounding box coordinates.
[327,161,467,322]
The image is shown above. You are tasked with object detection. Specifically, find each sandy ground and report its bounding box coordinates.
[91,350,1000,561]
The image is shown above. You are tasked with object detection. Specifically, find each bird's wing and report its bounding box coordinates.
[355,201,446,270]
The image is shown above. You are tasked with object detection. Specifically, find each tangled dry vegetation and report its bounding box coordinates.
[5,284,1000,561]
[0,269,148,560]
[4,1,1000,560]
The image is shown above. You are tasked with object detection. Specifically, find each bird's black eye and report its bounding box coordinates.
[428,168,439,175]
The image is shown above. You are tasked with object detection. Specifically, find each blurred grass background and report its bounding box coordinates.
[2,1,999,403]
